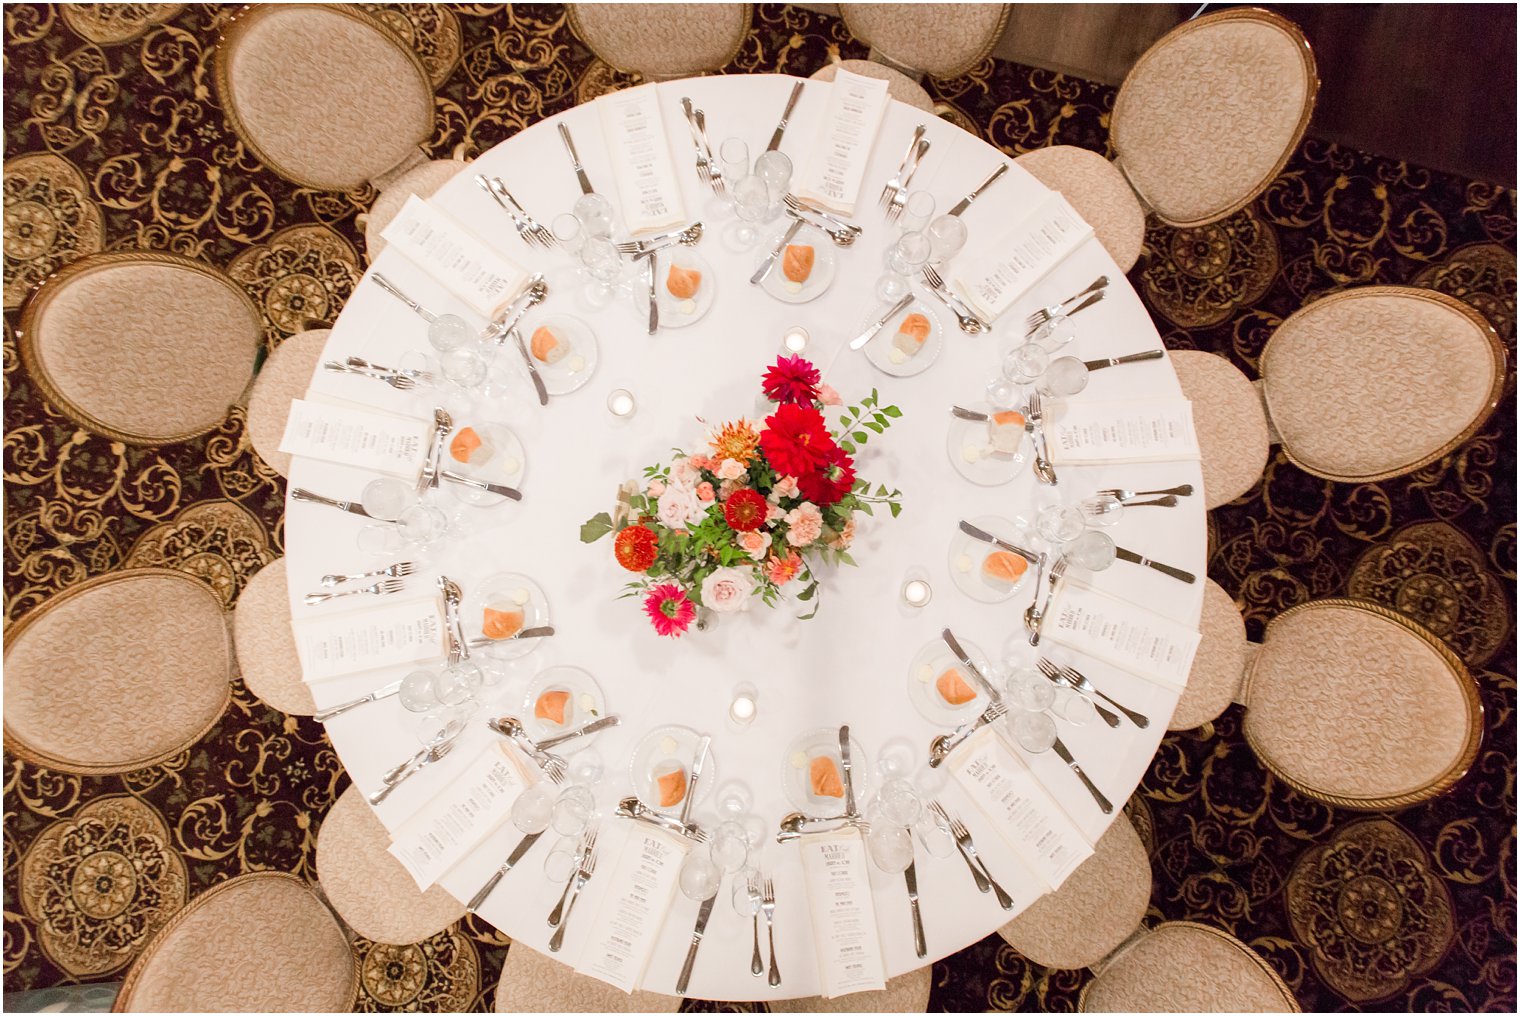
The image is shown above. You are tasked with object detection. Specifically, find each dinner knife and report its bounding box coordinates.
[950,405,989,422]
[939,628,1002,705]
[766,80,805,151]
[466,830,544,912]
[464,626,555,650]
[557,123,594,194]
[538,715,620,750]
[1114,546,1196,584]
[647,250,659,335]
[749,218,804,285]
[678,736,710,828]
[1051,737,1113,814]
[290,488,372,518]
[507,328,551,406]
[948,163,1009,217]
[675,892,718,995]
[438,471,523,500]
[839,725,857,818]
[1084,349,1165,371]
[905,860,927,958]
[849,292,915,350]
[958,520,1040,564]
[312,680,404,723]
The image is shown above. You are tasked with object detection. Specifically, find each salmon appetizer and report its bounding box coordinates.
[448,425,496,466]
[656,766,687,808]
[981,550,1028,588]
[782,244,815,285]
[666,264,702,300]
[809,755,844,799]
[891,312,932,355]
[988,410,1026,455]
[936,669,979,706]
[534,689,570,726]
[482,604,524,640]
[530,325,569,365]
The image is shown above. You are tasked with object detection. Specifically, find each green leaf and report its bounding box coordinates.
[852,431,868,443]
[857,501,874,516]
[875,484,888,496]
[882,405,902,418]
[838,551,857,567]
[888,502,902,518]
[840,441,855,456]
[580,513,614,543]
[864,421,883,434]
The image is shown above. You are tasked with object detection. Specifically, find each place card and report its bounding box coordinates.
[1043,578,1201,691]
[599,84,687,234]
[948,726,1094,890]
[1047,398,1200,465]
[278,399,431,478]
[951,192,1093,321]
[577,824,691,993]
[795,68,891,216]
[798,827,887,998]
[292,597,444,683]
[387,741,537,889]
[380,195,529,319]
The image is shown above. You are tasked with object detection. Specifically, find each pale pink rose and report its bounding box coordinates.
[695,482,716,503]
[818,384,842,407]
[766,504,785,522]
[657,486,701,528]
[670,456,699,488]
[828,516,856,550]
[769,475,800,502]
[700,566,756,613]
[688,454,713,471]
[718,478,745,501]
[737,530,772,560]
[785,503,824,547]
[646,478,666,497]
[717,457,746,481]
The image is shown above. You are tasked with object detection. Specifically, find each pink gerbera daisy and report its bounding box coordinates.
[762,355,822,406]
[643,583,696,637]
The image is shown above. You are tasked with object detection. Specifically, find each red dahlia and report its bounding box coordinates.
[759,403,834,477]
[762,354,822,406]
[798,447,856,506]
[723,488,768,532]
[614,525,659,572]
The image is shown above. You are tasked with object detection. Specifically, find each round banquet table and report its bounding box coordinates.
[284,73,1205,1001]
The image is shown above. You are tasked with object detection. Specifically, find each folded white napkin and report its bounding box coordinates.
[796,68,891,217]
[951,192,1092,321]
[381,195,529,319]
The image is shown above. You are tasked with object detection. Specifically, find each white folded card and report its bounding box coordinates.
[1044,578,1201,691]
[952,192,1093,320]
[798,826,887,998]
[598,83,686,235]
[387,741,538,890]
[292,597,443,683]
[796,69,891,216]
[577,823,691,994]
[381,195,529,319]
[278,399,431,478]
[949,726,1094,891]
[1047,398,1200,465]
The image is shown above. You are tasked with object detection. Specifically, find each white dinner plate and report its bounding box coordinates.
[779,727,870,819]
[437,421,526,508]
[465,572,550,662]
[757,222,837,303]
[947,514,1036,604]
[523,665,606,748]
[863,298,943,377]
[516,314,597,395]
[630,248,716,328]
[630,725,717,815]
[906,636,993,727]
[946,400,1029,486]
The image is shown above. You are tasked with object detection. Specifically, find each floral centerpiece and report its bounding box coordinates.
[580,355,903,636]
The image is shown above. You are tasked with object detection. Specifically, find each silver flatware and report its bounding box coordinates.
[1057,662,1150,728]
[1084,349,1165,371]
[939,805,1013,909]
[320,562,415,587]
[345,355,435,384]
[950,405,989,422]
[1051,737,1112,813]
[646,250,659,334]
[676,891,717,995]
[615,796,708,842]
[905,859,927,958]
[370,735,458,805]
[767,80,805,151]
[488,276,548,345]
[304,577,404,606]
[1082,494,1177,519]
[506,328,550,406]
[488,716,568,784]
[927,800,988,893]
[784,206,857,247]
[884,138,929,224]
[747,873,764,976]
[1035,659,1120,728]
[694,109,721,193]
[784,194,862,237]
[547,841,596,952]
[616,221,704,256]
[927,700,1008,768]
[849,292,915,351]
[477,175,546,249]
[537,715,618,750]
[839,726,858,819]
[921,264,988,334]
[467,829,544,913]
[948,162,1009,217]
[439,470,523,500]
[678,735,710,828]
[1096,484,1194,501]
[763,877,780,987]
[879,124,926,212]
[750,218,804,285]
[1114,546,1196,583]
[291,488,372,518]
[558,123,594,194]
[1024,276,1108,330]
[323,360,417,391]
[1025,289,1106,339]
[464,625,555,651]
[957,520,1040,564]
[1021,551,1049,638]
[1025,392,1056,485]
[415,408,452,497]
[1028,557,1067,647]
[439,575,466,664]
[371,272,437,323]
[939,628,1002,704]
[485,176,554,247]
[311,680,404,723]
[679,98,722,195]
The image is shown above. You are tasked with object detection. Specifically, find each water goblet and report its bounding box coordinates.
[569,750,605,786]
[1003,343,1051,386]
[876,738,918,781]
[1006,666,1056,712]
[679,849,722,902]
[885,230,932,276]
[511,781,557,834]
[865,822,914,873]
[1008,710,1058,753]
[1056,688,1097,726]
[710,820,751,874]
[551,212,585,257]
[398,668,439,713]
[579,237,622,308]
[898,191,936,234]
[754,149,792,218]
[984,375,1020,409]
[716,781,753,820]
[927,214,967,264]
[1036,504,1086,544]
[543,835,580,883]
[1066,530,1117,571]
[440,347,490,391]
[425,313,474,353]
[876,777,923,827]
[1032,314,1078,353]
[551,784,595,836]
[727,175,769,250]
[573,192,614,239]
[395,504,449,549]
[1082,494,1125,527]
[361,477,415,522]
[433,661,483,708]
[912,810,957,859]
[1038,356,1090,398]
[731,865,762,918]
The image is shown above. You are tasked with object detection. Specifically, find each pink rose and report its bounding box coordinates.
[646,478,666,497]
[717,457,746,481]
[695,482,716,503]
[688,454,713,471]
[785,502,824,547]
[670,456,699,488]
[738,530,772,560]
[818,384,842,406]
[700,566,756,613]
[766,504,785,522]
[828,516,856,550]
[657,486,701,528]
[769,475,800,502]
[718,478,745,500]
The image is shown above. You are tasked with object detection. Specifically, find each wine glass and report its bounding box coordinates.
[361,477,415,522]
[1066,530,1117,571]
[865,822,914,873]
[877,231,930,301]
[396,504,449,548]
[433,661,483,708]
[719,137,750,187]
[709,820,751,874]
[551,212,585,257]
[1055,688,1097,726]
[875,738,918,781]
[543,835,580,882]
[573,192,614,239]
[569,750,605,786]
[1032,314,1078,353]
[913,809,957,858]
[579,237,622,308]
[511,781,557,834]
[927,214,967,264]
[426,313,474,353]
[551,784,595,836]
[731,865,761,918]
[1038,356,1090,398]
[679,849,722,902]
[1081,493,1125,527]
[728,175,769,249]
[754,150,792,219]
[1003,343,1050,386]
[1006,666,1056,712]
[1036,504,1085,544]
[1008,710,1057,753]
[398,668,438,713]
[876,777,923,827]
[898,192,935,234]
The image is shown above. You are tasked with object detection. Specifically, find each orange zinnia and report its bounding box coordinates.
[708,419,761,466]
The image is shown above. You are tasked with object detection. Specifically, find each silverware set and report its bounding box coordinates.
[487,275,549,346]
[291,487,372,518]
[1024,392,1057,485]
[615,221,704,259]
[439,575,466,663]
[745,872,764,977]
[1114,546,1197,584]
[927,699,1008,768]
[879,124,929,221]
[1097,483,1194,502]
[1036,659,1150,728]
[323,358,421,391]
[1080,494,1178,519]
[320,561,415,587]
[948,163,1008,217]
[1025,556,1067,646]
[616,796,708,842]
[921,264,988,334]
[761,877,780,987]
[547,826,598,952]
[475,174,554,248]
[370,722,463,804]
[416,407,452,496]
[489,715,568,783]
[467,828,544,913]
[1024,276,1108,331]
[1024,289,1105,340]
[304,576,405,606]
[929,802,1012,909]
[679,97,724,195]
[783,194,860,247]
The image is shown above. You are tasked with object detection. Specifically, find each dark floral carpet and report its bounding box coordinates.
[3,3,1515,1012]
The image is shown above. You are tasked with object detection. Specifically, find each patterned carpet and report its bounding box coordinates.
[3,3,1515,1011]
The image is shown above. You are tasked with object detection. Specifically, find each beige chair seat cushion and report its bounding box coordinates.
[365,158,470,260]
[217,4,433,190]
[998,816,1150,970]
[1170,578,1248,730]
[811,60,935,114]
[1112,10,1315,226]
[1170,350,1271,508]
[3,569,231,774]
[569,3,749,79]
[493,944,680,1012]
[317,787,465,944]
[840,3,1010,79]
[117,872,356,1012]
[1016,146,1146,272]
[20,254,261,445]
[770,967,932,1011]
[234,559,316,716]
[1243,600,1480,809]
[247,329,328,478]
[1260,287,1505,482]
[1082,921,1297,1012]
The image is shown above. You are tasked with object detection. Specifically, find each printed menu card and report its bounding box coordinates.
[949,726,1094,889]
[279,399,431,478]
[599,84,686,234]
[1044,579,1201,691]
[388,741,537,889]
[952,192,1093,320]
[1047,398,1201,465]
[798,827,887,998]
[577,824,691,993]
[381,195,529,319]
[796,68,891,216]
[292,597,443,682]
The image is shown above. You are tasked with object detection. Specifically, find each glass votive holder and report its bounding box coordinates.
[781,326,809,354]
[607,388,636,419]
[901,577,933,608]
[729,682,758,728]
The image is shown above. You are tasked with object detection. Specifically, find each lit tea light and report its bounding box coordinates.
[902,578,933,607]
[607,388,636,418]
[782,326,809,353]
[729,682,758,726]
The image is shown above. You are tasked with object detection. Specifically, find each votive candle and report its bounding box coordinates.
[607,388,636,418]
[902,578,933,607]
[782,326,809,353]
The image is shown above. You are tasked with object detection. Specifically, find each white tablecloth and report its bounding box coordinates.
[284,73,1203,1001]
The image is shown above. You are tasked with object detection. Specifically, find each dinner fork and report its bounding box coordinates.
[1035,659,1120,727]
[1096,484,1195,501]
[695,109,724,194]
[1057,662,1151,728]
[1027,556,1066,646]
[1081,495,1178,520]
[746,872,764,976]
[883,139,929,224]
[319,562,415,587]
[548,837,597,951]
[1024,276,1109,330]
[369,735,457,804]
[921,264,989,334]
[762,878,780,987]
[783,194,862,237]
[1024,392,1057,486]
[878,124,927,212]
[936,803,1013,910]
[480,176,554,248]
[322,360,418,391]
[303,578,405,606]
[1024,290,1107,340]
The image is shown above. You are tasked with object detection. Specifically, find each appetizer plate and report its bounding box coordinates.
[518,314,597,395]
[632,248,716,328]
[863,298,943,378]
[522,666,605,749]
[947,400,1029,486]
[438,421,526,508]
[630,724,717,815]
[779,727,870,819]
[466,572,549,661]
[947,514,1036,604]
[758,222,837,303]
[906,636,994,727]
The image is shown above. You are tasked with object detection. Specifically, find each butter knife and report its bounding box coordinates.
[679,736,710,828]
[905,860,927,958]
[939,628,1002,705]
[507,327,550,405]
[312,680,403,723]
[466,830,544,912]
[676,892,718,995]
[849,292,915,351]
[958,520,1040,564]
[767,80,804,151]
[750,219,804,285]
[538,715,619,750]
[464,626,555,651]
[1051,737,1113,813]
[558,123,593,194]
[1114,546,1196,583]
[291,488,372,518]
[647,250,659,334]
[438,471,522,500]
[1084,349,1165,371]
[948,163,1009,217]
[839,725,857,818]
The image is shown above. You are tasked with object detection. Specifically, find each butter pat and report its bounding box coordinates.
[381,195,528,319]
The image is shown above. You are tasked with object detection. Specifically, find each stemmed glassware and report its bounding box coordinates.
[578,236,623,308]
[877,230,931,302]
[754,150,792,221]
[728,175,769,250]
[926,214,967,265]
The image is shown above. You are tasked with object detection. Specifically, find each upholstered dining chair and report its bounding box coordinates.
[1079,921,1299,1012]
[233,558,317,717]
[770,965,933,1012]
[492,943,681,1012]
[1170,579,1249,731]
[316,786,467,945]
[3,568,232,775]
[213,3,468,260]
[112,871,358,1012]
[837,4,1011,81]
[245,328,329,478]
[568,3,752,81]
[16,251,262,446]
[1015,146,1147,271]
[1173,285,1507,508]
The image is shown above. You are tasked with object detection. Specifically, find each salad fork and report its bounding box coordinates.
[1035,659,1120,727]
[1081,495,1178,520]
[932,802,1012,909]
[1023,276,1108,330]
[319,562,415,587]
[1024,392,1056,485]
[883,138,929,223]
[1096,484,1195,501]
[747,873,764,976]
[1024,289,1107,340]
[1055,662,1150,728]
[547,826,595,927]
[323,360,417,390]
[878,124,926,212]
[762,878,780,987]
[304,577,405,606]
[476,175,539,249]
[921,265,989,334]
[370,734,458,805]
[483,176,554,248]
[694,109,723,194]
[1027,557,1067,646]
[548,837,597,951]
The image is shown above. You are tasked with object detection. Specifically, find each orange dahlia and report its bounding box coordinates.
[614,525,659,572]
[708,418,761,466]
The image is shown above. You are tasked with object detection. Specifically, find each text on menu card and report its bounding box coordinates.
[952,192,1093,321]
[381,195,528,319]
[796,69,891,216]
[1044,579,1201,691]
[292,598,443,682]
[278,399,431,478]
[577,824,691,993]
[799,827,888,998]
[599,84,687,235]
[1048,399,1201,465]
